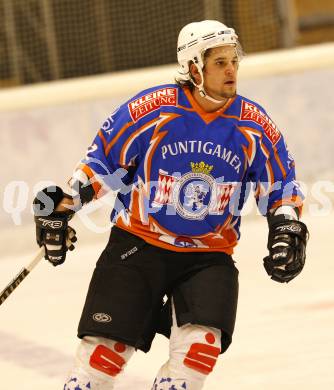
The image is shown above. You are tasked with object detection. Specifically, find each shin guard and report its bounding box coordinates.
[64,336,135,389]
[152,304,221,390]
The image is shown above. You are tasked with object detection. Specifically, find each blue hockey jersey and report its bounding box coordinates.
[70,84,303,254]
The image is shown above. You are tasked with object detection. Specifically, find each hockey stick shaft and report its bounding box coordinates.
[0,246,45,306]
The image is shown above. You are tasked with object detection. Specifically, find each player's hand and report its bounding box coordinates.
[263,215,309,283]
[33,186,77,266]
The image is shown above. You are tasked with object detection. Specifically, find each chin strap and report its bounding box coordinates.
[192,64,227,105]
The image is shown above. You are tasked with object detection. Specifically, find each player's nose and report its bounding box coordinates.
[225,63,236,76]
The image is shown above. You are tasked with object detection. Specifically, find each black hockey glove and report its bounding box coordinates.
[263,214,309,283]
[33,186,77,266]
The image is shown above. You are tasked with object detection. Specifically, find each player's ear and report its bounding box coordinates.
[189,63,202,85]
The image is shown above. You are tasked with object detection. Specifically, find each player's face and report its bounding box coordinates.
[202,45,238,99]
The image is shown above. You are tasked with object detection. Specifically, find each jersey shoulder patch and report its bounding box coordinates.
[128,86,178,122]
[240,100,281,145]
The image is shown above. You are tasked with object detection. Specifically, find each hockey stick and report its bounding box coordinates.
[0,246,45,306]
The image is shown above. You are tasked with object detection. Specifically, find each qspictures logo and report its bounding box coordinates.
[128,87,177,122]
[240,100,281,145]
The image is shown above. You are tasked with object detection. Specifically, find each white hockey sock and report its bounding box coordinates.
[64,336,135,389]
[152,304,221,390]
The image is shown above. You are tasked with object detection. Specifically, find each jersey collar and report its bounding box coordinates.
[182,87,236,124]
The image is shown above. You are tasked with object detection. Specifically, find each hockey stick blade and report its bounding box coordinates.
[0,247,45,306]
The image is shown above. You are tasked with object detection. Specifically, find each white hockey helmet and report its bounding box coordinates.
[176,20,241,102]
[177,20,239,77]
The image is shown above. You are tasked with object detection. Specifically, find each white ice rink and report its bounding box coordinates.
[0,211,333,390]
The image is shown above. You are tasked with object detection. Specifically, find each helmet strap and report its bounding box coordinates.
[191,64,227,105]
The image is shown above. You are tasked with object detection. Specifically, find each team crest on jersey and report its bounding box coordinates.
[128,87,177,122]
[152,162,235,220]
[240,100,281,145]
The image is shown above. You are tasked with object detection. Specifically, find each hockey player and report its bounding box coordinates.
[33,20,309,389]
